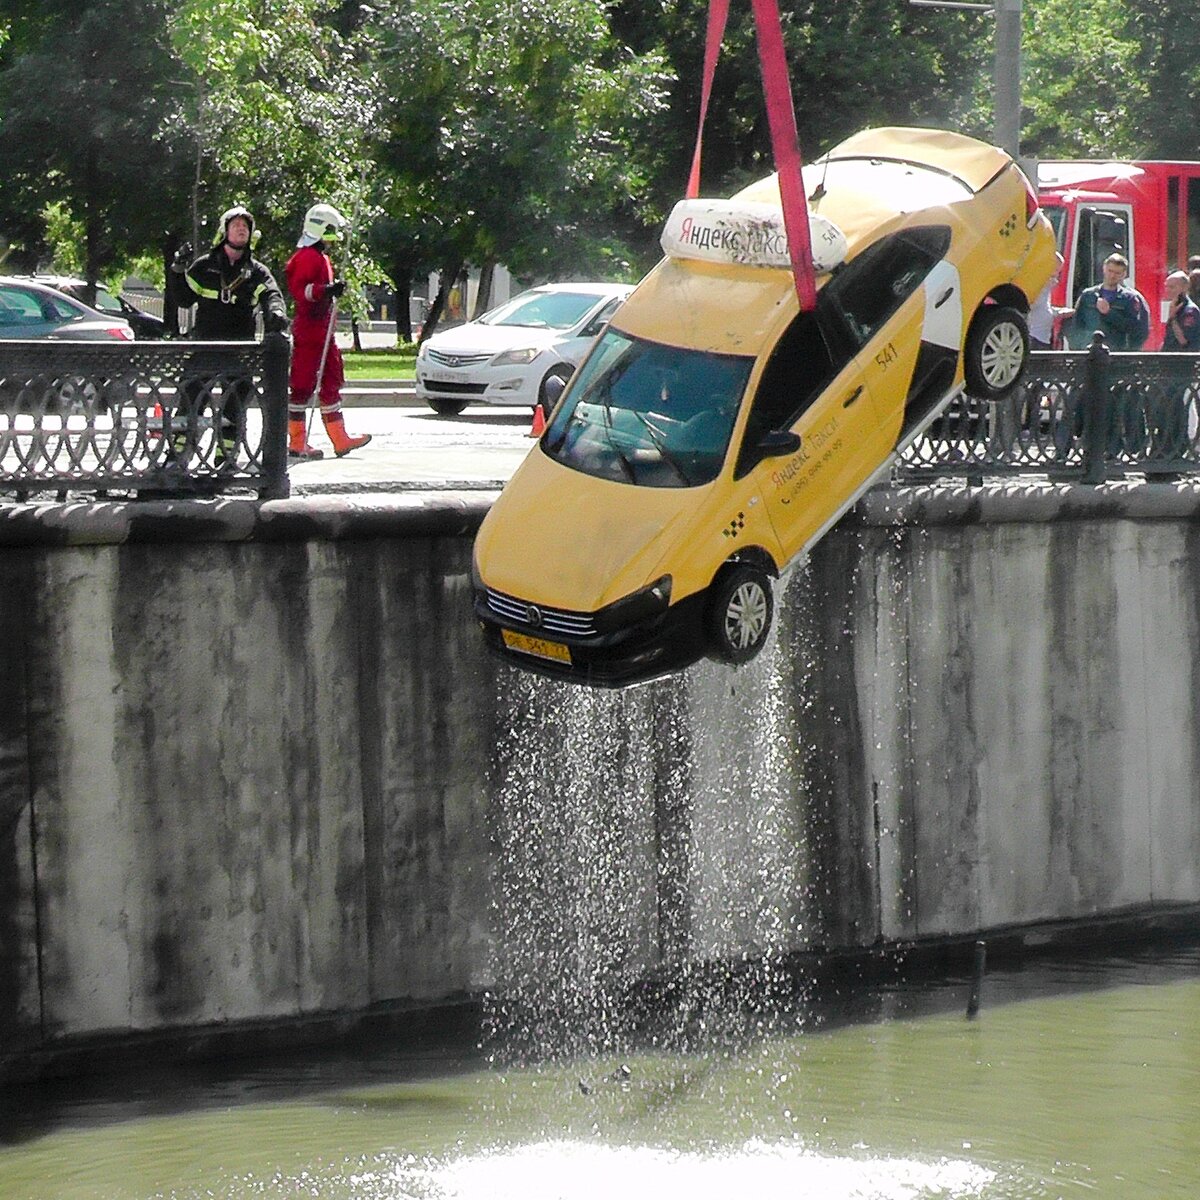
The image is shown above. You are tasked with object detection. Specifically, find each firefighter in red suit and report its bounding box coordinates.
[284,203,371,458]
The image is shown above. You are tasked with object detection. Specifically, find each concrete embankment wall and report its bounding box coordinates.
[2,484,1199,1072]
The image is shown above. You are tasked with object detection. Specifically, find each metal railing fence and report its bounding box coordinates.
[898,336,1200,484]
[0,334,289,500]
[1,331,1195,502]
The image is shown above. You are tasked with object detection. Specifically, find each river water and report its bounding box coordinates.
[1,940,1197,1199]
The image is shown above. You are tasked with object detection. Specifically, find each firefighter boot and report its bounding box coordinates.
[323,410,372,457]
[288,417,324,460]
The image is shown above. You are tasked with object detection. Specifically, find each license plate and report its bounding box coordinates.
[425,370,458,383]
[502,629,572,664]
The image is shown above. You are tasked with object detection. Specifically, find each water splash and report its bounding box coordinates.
[365,1140,998,1200]
[484,606,814,1062]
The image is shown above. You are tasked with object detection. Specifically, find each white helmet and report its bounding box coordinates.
[299,203,348,248]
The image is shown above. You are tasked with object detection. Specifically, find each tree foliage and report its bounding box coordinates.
[4,0,1200,313]
[164,0,377,269]
[0,0,190,279]
[614,0,987,215]
[1018,0,1145,158]
[368,0,668,292]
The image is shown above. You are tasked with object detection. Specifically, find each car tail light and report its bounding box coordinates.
[105,326,135,341]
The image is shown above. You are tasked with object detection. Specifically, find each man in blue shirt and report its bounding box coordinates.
[1154,270,1200,464]
[1161,270,1200,351]
[1070,253,1148,350]
[1067,253,1149,455]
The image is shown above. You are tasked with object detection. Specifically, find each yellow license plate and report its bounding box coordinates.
[502,629,572,664]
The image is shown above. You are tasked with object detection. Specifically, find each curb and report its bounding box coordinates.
[341,380,417,407]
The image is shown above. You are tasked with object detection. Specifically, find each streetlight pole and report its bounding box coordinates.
[993,0,1021,159]
[909,0,1022,160]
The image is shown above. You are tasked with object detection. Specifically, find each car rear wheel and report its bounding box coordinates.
[426,397,469,416]
[705,564,773,664]
[964,305,1029,400]
[538,365,573,415]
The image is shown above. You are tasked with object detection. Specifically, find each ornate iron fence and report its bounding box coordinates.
[898,337,1200,484]
[0,334,289,500]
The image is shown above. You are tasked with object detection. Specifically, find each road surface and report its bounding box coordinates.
[288,401,537,492]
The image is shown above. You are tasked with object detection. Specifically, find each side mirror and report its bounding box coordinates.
[542,371,569,410]
[757,429,802,457]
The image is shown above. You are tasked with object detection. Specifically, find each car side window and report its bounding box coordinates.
[735,307,844,479]
[823,226,951,349]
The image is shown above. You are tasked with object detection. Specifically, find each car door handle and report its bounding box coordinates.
[935,286,955,309]
[842,385,864,408]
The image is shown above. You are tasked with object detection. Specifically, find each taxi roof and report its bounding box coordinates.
[614,127,1011,354]
[819,126,1011,191]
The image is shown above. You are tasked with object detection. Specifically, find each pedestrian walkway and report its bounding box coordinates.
[284,403,535,493]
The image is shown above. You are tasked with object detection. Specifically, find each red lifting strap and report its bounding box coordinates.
[685,0,817,312]
[685,0,731,201]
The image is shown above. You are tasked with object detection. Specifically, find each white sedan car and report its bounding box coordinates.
[415,282,633,415]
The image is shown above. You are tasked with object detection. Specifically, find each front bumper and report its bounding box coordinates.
[473,586,709,688]
[416,365,539,407]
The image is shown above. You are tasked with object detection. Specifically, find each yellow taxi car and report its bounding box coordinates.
[472,127,1057,687]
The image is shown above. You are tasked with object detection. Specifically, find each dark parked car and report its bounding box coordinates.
[27,274,165,339]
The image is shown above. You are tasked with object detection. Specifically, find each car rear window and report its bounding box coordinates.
[0,286,50,325]
[43,293,83,321]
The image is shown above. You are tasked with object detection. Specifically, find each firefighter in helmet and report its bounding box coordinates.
[283,203,371,459]
[170,205,290,468]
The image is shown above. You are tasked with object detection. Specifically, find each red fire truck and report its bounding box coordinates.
[1037,159,1200,348]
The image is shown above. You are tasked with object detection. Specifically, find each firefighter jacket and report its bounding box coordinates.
[285,243,344,407]
[183,245,288,340]
[285,244,338,343]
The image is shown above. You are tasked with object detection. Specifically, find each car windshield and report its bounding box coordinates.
[479,290,602,331]
[542,329,753,488]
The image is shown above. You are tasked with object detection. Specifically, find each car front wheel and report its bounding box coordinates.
[705,565,773,664]
[964,305,1029,400]
[427,397,469,416]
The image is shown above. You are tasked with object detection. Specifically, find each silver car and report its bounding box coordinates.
[416,282,633,416]
[0,276,134,341]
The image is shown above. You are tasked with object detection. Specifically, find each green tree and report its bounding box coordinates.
[1122,0,1200,159]
[0,0,190,289]
[1019,0,1144,158]
[165,0,377,268]
[367,0,667,338]
[612,0,988,217]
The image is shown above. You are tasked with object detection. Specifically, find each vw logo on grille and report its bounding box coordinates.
[525,605,543,628]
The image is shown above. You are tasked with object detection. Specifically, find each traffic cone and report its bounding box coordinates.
[528,403,546,438]
[149,400,163,439]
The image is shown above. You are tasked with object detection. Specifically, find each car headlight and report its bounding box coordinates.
[594,576,673,633]
[491,347,541,367]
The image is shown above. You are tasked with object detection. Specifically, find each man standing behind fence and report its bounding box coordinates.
[171,205,290,467]
[284,203,371,460]
[1155,270,1200,463]
[1069,253,1148,350]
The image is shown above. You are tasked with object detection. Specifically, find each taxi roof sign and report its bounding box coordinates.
[660,198,847,274]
